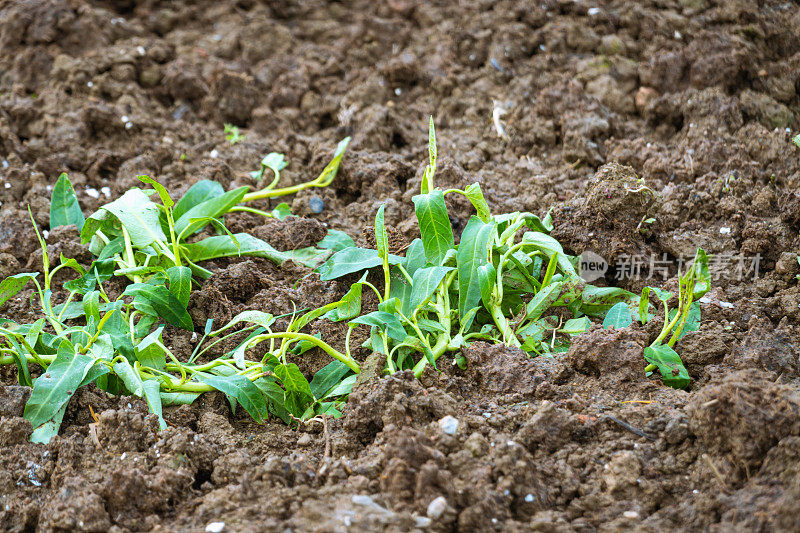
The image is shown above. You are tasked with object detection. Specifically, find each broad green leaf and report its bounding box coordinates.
[324,275,365,322]
[101,188,167,249]
[318,230,355,252]
[667,302,701,341]
[134,326,167,370]
[561,316,591,335]
[456,217,496,318]
[160,391,201,406]
[0,273,38,307]
[477,263,496,308]
[375,204,388,260]
[463,183,491,222]
[690,248,710,299]
[350,311,407,342]
[211,310,275,336]
[50,174,84,230]
[113,359,144,396]
[275,363,313,417]
[576,286,639,317]
[644,344,690,389]
[410,266,453,312]
[525,282,562,322]
[270,203,292,220]
[317,247,403,281]
[83,291,101,324]
[413,190,454,265]
[166,266,192,307]
[522,231,577,278]
[64,254,117,294]
[3,336,32,387]
[198,372,267,422]
[253,376,291,423]
[30,403,67,444]
[322,374,356,399]
[282,247,333,268]
[182,233,287,264]
[123,283,194,330]
[388,239,426,315]
[137,175,174,209]
[142,379,167,430]
[175,186,248,238]
[603,302,633,329]
[309,360,351,400]
[24,340,95,428]
[174,180,225,221]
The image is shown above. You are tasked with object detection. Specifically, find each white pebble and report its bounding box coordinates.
[125,121,133,129]
[394,88,402,96]
[719,227,730,234]
[137,46,146,55]
[205,522,225,533]
[587,7,600,15]
[438,415,459,436]
[1,160,8,168]
[674,31,682,39]
[121,115,129,123]
[101,186,111,198]
[209,149,219,158]
[42,230,49,240]
[719,301,734,309]
[120,452,126,460]
[85,187,100,198]
[624,511,639,519]
[4,182,10,189]
[426,497,447,519]
[693,489,699,494]
[525,494,535,502]
[87,81,93,88]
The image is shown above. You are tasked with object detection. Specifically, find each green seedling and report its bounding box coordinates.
[224,123,245,145]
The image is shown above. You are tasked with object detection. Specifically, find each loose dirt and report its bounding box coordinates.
[1,0,799,531]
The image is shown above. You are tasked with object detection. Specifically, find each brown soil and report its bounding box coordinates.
[1,0,799,531]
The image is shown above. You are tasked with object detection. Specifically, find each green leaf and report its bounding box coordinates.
[30,403,67,444]
[24,340,95,429]
[639,287,651,324]
[0,273,38,307]
[428,115,437,169]
[174,180,225,221]
[317,247,403,281]
[409,266,453,312]
[561,316,591,335]
[100,188,167,249]
[477,263,496,308]
[522,231,578,278]
[576,286,639,317]
[142,379,167,430]
[50,173,84,230]
[313,137,350,188]
[3,336,32,387]
[270,202,292,220]
[166,266,192,308]
[198,372,267,422]
[413,190,454,265]
[282,247,333,268]
[253,376,291,423]
[603,302,633,329]
[350,311,407,342]
[182,233,287,264]
[175,186,249,238]
[211,310,275,336]
[324,275,365,322]
[690,248,710,300]
[375,204,389,260]
[457,217,497,319]
[644,344,690,389]
[463,183,491,223]
[309,360,351,400]
[525,282,562,322]
[135,326,166,370]
[667,302,702,341]
[137,175,174,209]
[123,283,194,331]
[160,391,201,406]
[113,359,144,396]
[318,229,355,252]
[322,374,357,399]
[275,363,313,417]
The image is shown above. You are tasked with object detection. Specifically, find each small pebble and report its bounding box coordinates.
[87,81,93,88]
[587,7,601,15]
[205,522,225,533]
[308,196,325,213]
[525,494,535,502]
[426,496,447,519]
[394,88,402,95]
[1,160,8,168]
[101,186,111,197]
[137,45,146,55]
[297,434,312,447]
[42,230,49,240]
[209,149,219,158]
[719,227,730,234]
[121,115,129,123]
[438,415,459,436]
[624,511,639,519]
[125,122,133,130]
[86,188,100,199]
[4,182,10,188]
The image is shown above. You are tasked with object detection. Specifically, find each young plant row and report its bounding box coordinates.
[0,120,709,442]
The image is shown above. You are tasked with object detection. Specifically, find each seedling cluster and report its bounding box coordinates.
[0,120,709,442]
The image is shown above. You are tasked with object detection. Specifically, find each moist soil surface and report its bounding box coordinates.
[1,0,800,531]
